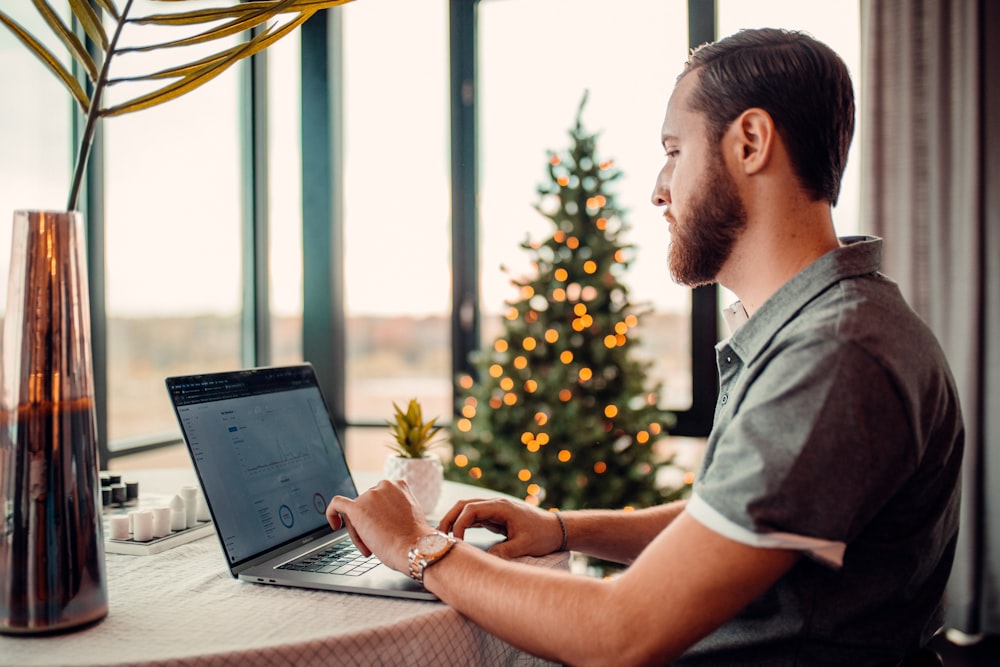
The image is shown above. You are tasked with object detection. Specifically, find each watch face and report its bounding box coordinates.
[417,532,451,556]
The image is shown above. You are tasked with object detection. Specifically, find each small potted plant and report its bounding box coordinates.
[383,399,445,516]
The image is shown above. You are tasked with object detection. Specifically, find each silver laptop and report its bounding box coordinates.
[165,363,494,600]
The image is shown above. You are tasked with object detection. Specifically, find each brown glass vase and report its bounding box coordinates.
[0,210,108,634]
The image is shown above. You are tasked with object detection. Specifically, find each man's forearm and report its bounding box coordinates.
[561,499,687,563]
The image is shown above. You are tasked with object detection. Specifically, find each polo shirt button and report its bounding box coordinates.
[726,356,732,363]
[720,394,728,405]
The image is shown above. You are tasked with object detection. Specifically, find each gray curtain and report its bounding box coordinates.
[860,0,999,635]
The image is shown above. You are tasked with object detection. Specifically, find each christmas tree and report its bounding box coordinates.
[448,94,686,511]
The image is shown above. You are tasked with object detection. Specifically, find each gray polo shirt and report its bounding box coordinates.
[676,237,964,666]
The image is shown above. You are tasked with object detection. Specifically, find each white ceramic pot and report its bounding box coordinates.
[383,455,444,516]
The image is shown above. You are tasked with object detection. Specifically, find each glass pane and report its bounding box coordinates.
[268,32,304,365]
[104,1,243,448]
[478,0,692,409]
[0,6,73,320]
[341,0,452,439]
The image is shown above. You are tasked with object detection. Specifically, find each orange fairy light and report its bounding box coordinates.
[558,449,572,462]
[615,322,628,335]
[470,467,483,479]
[583,260,597,274]
[614,249,626,263]
[604,334,617,349]
[523,337,537,351]
[524,379,538,393]
[566,236,580,249]
[514,356,528,370]
[500,377,514,391]
[521,285,535,299]
[503,393,517,406]
[557,175,569,187]
[545,328,559,343]
[534,411,548,426]
[518,469,532,482]
[625,314,639,327]
[554,268,568,282]
[459,374,474,389]
[494,339,508,352]
[505,307,518,321]
[489,396,502,409]
[550,154,561,166]
[559,389,573,402]
[649,423,662,435]
[454,454,469,467]
[594,462,608,474]
[526,441,540,453]
[616,334,627,345]
[489,364,503,378]
[636,430,650,444]
[578,367,593,382]
[604,405,619,418]
[457,418,471,432]
[596,217,608,230]
[461,404,476,418]
[526,483,541,496]
[521,432,533,445]
[573,303,587,316]
[560,350,574,364]
[684,471,696,485]
[554,230,566,243]
[552,288,566,302]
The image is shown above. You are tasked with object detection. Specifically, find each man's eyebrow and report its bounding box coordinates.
[661,133,678,147]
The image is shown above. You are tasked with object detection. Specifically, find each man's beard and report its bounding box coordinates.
[667,154,748,287]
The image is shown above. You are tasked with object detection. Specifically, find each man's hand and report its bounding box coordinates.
[437,498,564,559]
[326,479,432,573]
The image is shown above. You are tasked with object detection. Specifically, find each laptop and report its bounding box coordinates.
[164,363,495,600]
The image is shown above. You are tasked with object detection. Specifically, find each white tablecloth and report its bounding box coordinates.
[0,470,566,667]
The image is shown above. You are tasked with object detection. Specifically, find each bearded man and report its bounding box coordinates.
[327,28,964,667]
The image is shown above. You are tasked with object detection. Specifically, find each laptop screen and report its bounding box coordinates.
[166,365,357,567]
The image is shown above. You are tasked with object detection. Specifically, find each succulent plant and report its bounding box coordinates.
[387,399,443,459]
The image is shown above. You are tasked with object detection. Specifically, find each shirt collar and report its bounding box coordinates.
[720,235,884,361]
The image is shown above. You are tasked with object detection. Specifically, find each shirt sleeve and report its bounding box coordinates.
[691,335,917,569]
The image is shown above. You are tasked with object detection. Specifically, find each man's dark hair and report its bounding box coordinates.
[681,28,855,205]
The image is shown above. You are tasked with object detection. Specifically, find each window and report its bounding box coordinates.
[340,0,452,471]
[478,0,693,411]
[0,1,861,469]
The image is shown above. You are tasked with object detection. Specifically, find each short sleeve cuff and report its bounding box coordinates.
[687,493,846,569]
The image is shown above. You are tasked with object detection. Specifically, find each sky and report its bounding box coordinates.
[0,0,861,319]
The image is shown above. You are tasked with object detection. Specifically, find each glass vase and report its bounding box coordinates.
[0,210,108,634]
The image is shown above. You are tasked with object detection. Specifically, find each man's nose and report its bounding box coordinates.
[651,170,671,207]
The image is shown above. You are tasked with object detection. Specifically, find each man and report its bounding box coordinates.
[327,28,963,666]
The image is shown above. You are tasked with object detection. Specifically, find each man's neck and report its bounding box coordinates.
[720,203,840,317]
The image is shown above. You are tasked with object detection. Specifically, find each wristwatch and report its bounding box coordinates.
[407,531,457,583]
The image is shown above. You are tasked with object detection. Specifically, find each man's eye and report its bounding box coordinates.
[664,149,679,159]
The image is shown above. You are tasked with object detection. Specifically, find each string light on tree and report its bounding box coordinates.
[448,92,687,511]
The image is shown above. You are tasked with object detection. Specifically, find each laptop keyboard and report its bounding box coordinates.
[278,540,380,577]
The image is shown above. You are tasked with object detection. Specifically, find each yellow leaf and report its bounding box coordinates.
[68,0,109,51]
[0,10,89,110]
[102,15,306,117]
[32,0,99,82]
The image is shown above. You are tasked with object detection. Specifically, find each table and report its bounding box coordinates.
[0,469,567,666]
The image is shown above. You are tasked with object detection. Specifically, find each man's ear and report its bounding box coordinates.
[727,108,775,176]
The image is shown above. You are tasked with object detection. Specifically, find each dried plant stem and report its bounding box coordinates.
[67,0,134,212]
